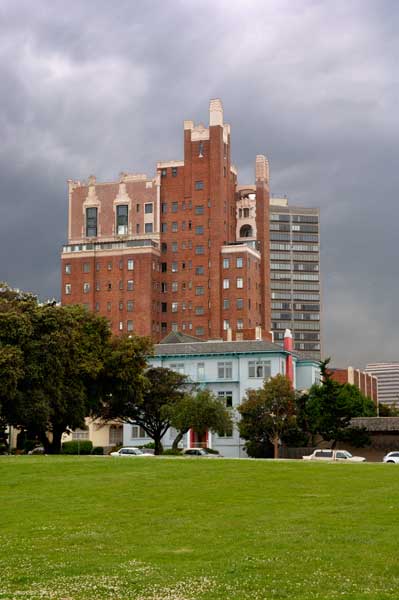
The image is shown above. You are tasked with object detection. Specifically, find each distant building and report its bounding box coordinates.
[122,330,321,458]
[329,367,378,405]
[365,362,399,407]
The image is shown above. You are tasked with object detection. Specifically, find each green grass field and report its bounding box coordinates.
[1,457,398,600]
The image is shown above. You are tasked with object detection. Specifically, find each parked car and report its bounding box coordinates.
[182,448,221,457]
[383,451,399,464]
[110,447,155,457]
[303,449,366,462]
[28,446,45,455]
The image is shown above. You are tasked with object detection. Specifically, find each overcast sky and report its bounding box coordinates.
[0,0,398,368]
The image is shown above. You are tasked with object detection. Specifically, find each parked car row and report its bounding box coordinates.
[303,449,399,463]
[110,447,221,457]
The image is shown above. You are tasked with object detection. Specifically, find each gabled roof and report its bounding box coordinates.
[155,338,289,357]
[160,331,204,344]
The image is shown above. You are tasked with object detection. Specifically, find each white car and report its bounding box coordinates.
[110,447,155,457]
[383,451,399,464]
[303,449,366,462]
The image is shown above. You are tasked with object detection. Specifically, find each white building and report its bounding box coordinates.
[365,362,399,407]
[123,331,320,457]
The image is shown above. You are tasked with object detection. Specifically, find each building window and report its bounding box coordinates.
[72,428,89,440]
[223,299,230,310]
[119,301,124,311]
[195,266,204,275]
[236,277,244,288]
[131,425,147,438]
[195,306,204,315]
[107,261,112,271]
[127,300,134,312]
[83,282,90,294]
[195,205,204,215]
[145,203,153,214]
[195,225,204,235]
[127,320,134,332]
[107,282,112,291]
[95,302,100,312]
[195,245,204,255]
[172,222,178,232]
[82,262,90,273]
[107,302,111,312]
[161,203,167,214]
[86,207,98,237]
[161,262,167,272]
[218,390,233,409]
[127,280,134,291]
[236,298,244,309]
[171,281,178,292]
[195,327,205,336]
[218,362,232,379]
[127,259,134,271]
[223,258,229,269]
[161,168,167,177]
[237,319,244,330]
[195,181,204,190]
[136,224,140,234]
[145,223,153,233]
[116,204,128,235]
[172,202,178,213]
[223,279,230,289]
[172,167,178,177]
[65,263,71,274]
[223,319,230,330]
[248,360,271,379]
[197,362,205,380]
[195,286,204,296]
[161,223,167,233]
[65,283,71,295]
[170,363,185,374]
[171,302,178,313]
[119,321,123,331]
[171,262,178,272]
[172,242,178,253]
[236,257,243,268]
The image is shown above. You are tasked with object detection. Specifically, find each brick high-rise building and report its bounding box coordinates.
[61,100,284,343]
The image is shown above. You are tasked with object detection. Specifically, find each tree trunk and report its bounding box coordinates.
[48,427,64,454]
[154,437,164,455]
[273,436,279,459]
[172,430,186,451]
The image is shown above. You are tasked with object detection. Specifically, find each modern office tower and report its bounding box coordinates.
[61,100,272,341]
[365,363,399,407]
[236,192,321,359]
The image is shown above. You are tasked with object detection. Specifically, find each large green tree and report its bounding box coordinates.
[238,374,296,459]
[167,388,233,450]
[100,366,187,455]
[302,359,376,448]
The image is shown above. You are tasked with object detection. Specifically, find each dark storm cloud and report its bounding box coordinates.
[0,0,398,366]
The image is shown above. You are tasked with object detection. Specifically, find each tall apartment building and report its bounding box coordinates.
[61,100,321,356]
[61,100,271,342]
[235,192,321,359]
[365,363,399,407]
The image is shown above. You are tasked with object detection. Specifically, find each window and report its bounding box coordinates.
[171,302,178,313]
[72,428,89,440]
[195,245,204,255]
[82,262,90,273]
[195,306,204,315]
[145,203,153,214]
[236,278,243,288]
[197,362,205,380]
[172,222,178,232]
[172,242,178,253]
[248,360,271,379]
[119,321,123,331]
[65,283,71,295]
[107,302,111,312]
[195,266,204,275]
[161,302,167,313]
[223,279,230,289]
[171,281,178,292]
[195,205,204,215]
[116,204,128,235]
[170,363,185,374]
[172,202,178,213]
[136,224,140,234]
[237,319,243,330]
[65,263,71,274]
[218,362,232,379]
[195,286,204,296]
[223,319,230,330]
[195,327,205,336]
[195,225,204,235]
[119,301,124,311]
[145,223,153,233]
[127,300,134,312]
[236,257,243,268]
[161,203,167,214]
[83,282,90,294]
[161,262,167,272]
[127,280,134,291]
[161,223,167,233]
[127,259,134,271]
[107,282,112,291]
[86,207,97,237]
[127,320,134,332]
[171,262,178,272]
[236,298,244,309]
[107,261,113,271]
[223,299,230,310]
[95,302,100,312]
[131,425,147,438]
[195,181,204,190]
[223,258,229,269]
[218,391,233,409]
[172,167,178,177]
[161,168,167,177]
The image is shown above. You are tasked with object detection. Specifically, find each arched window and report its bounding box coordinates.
[240,224,253,238]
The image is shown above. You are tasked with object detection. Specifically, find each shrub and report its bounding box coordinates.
[163,448,182,456]
[109,444,123,454]
[92,446,104,455]
[142,442,155,449]
[62,440,93,455]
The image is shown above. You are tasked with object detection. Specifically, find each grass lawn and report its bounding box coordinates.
[1,457,398,600]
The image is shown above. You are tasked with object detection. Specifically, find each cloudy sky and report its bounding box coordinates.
[0,0,398,367]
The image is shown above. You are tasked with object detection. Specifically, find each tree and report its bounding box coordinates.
[238,374,296,459]
[101,366,188,455]
[303,359,376,448]
[167,389,233,450]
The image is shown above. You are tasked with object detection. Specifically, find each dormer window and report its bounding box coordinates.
[86,207,97,237]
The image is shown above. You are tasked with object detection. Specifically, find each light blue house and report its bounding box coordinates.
[123,332,320,457]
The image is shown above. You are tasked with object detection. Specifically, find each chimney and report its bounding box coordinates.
[284,329,294,385]
[209,99,224,126]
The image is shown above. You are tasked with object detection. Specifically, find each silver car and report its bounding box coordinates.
[383,451,399,464]
[110,447,155,457]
